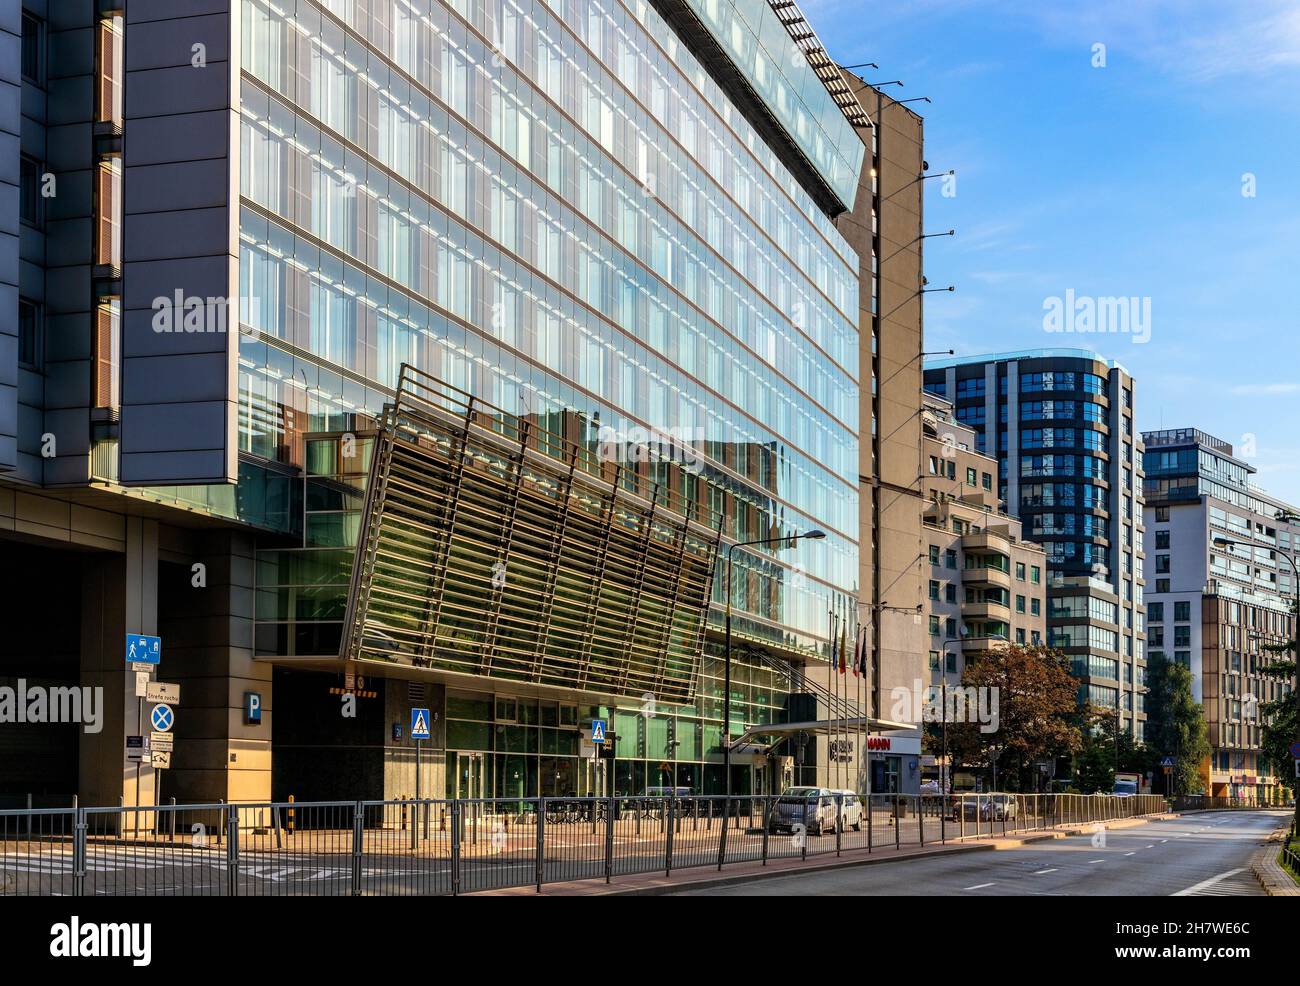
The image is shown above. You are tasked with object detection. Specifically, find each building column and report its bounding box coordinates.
[162,531,270,804]
[79,516,158,813]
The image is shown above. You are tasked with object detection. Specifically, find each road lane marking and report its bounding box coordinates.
[1033,868,1058,874]
[963,882,995,890]
[1089,859,1105,863]
[1172,867,1246,897]
[1124,851,1136,856]
[1146,845,1155,848]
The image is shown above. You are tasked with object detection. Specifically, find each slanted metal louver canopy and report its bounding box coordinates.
[342,366,723,704]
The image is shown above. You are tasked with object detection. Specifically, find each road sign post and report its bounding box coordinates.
[150,704,175,732]
[411,708,431,841]
[125,633,161,837]
[145,682,180,704]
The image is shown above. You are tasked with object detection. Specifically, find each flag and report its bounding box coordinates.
[838,622,848,674]
[851,628,861,677]
[856,628,869,677]
[829,618,838,673]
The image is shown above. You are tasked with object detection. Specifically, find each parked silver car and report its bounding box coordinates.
[831,790,864,831]
[952,793,1019,821]
[769,787,838,834]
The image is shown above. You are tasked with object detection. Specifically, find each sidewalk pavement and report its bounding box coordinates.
[470,814,1181,896]
[1249,825,1300,897]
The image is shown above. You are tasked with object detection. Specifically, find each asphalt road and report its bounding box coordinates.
[669,810,1289,896]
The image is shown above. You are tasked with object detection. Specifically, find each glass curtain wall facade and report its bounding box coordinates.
[242,0,863,796]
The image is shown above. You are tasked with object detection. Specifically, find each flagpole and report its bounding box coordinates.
[856,623,863,794]
[842,606,850,791]
[843,605,851,791]
[829,605,837,791]
[837,605,845,791]
[834,606,842,791]
[835,606,842,791]
[827,605,835,790]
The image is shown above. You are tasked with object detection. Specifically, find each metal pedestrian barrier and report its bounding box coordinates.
[0,793,1171,896]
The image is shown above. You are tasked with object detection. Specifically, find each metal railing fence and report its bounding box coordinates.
[1168,793,1291,812]
[0,793,1169,896]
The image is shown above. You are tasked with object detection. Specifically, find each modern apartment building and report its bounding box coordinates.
[920,394,1046,792]
[1142,427,1297,802]
[923,350,1148,739]
[2,0,934,808]
[921,393,1047,666]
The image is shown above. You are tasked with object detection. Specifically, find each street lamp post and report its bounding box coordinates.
[723,530,826,796]
[1216,529,1299,826]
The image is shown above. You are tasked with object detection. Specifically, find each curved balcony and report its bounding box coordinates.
[962,561,1011,590]
[965,599,1011,621]
[961,635,1008,654]
[961,529,1012,554]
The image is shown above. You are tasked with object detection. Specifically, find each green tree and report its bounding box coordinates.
[1144,653,1210,795]
[1073,707,1155,793]
[943,644,1082,790]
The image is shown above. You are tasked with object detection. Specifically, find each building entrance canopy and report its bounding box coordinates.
[729,716,914,751]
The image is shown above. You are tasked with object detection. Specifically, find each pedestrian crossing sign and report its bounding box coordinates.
[591,719,606,744]
[411,707,431,740]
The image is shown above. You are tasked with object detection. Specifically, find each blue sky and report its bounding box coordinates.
[805,0,1300,505]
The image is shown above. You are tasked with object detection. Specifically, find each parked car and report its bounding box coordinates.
[951,793,1019,821]
[769,787,837,834]
[981,794,1019,820]
[831,790,864,831]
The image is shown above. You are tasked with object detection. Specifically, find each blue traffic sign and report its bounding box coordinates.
[150,704,174,732]
[1159,755,1176,767]
[591,719,607,744]
[410,707,431,740]
[125,634,161,665]
[1289,741,1300,760]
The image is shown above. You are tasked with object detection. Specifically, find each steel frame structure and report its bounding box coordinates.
[342,365,724,704]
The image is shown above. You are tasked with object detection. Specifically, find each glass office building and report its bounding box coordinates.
[235,0,867,799]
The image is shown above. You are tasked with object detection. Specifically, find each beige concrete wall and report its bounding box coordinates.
[837,87,928,721]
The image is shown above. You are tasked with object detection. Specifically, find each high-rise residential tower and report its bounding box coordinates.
[923,350,1148,740]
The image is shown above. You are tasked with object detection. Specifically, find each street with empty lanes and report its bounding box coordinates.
[670,810,1288,896]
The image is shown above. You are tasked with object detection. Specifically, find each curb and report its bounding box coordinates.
[601,841,995,896]
[1248,825,1300,897]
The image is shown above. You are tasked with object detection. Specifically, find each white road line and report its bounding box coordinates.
[1172,867,1246,897]
[1146,845,1155,848]
[1033,868,1058,874]
[1124,851,1136,856]
[963,882,995,890]
[1089,859,1105,863]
